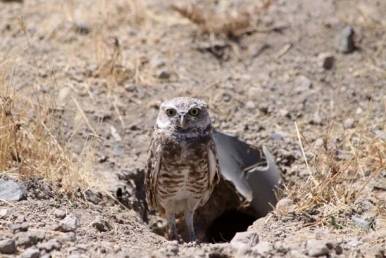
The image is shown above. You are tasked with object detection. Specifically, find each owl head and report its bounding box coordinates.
[156,97,211,133]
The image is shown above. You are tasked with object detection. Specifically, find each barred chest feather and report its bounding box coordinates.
[156,133,212,213]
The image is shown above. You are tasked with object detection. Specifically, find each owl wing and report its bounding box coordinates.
[199,137,220,207]
[145,137,162,212]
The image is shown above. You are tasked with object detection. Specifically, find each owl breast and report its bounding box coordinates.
[156,134,212,214]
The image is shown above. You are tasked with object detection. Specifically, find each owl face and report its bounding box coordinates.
[156,97,211,133]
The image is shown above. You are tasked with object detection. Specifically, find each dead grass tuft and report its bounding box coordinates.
[171,0,276,39]
[286,112,386,230]
[0,89,97,192]
[0,16,98,194]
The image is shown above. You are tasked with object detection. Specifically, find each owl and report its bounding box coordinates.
[145,97,220,242]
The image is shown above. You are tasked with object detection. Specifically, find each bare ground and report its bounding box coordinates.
[1,0,386,257]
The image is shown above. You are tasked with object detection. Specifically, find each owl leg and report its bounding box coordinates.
[184,211,196,242]
[167,213,177,240]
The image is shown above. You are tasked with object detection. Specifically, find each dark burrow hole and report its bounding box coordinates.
[206,210,256,243]
[117,169,265,243]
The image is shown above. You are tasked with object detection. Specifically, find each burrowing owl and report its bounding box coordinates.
[145,97,220,242]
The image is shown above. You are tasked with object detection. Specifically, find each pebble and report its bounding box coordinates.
[15,232,37,248]
[11,222,29,232]
[157,70,171,79]
[34,230,46,242]
[245,101,256,110]
[20,248,40,258]
[60,232,76,242]
[124,84,137,92]
[270,131,288,141]
[91,216,111,232]
[307,240,329,257]
[38,239,62,252]
[53,209,66,219]
[0,239,17,254]
[252,241,273,255]
[149,58,166,68]
[230,232,259,247]
[295,75,312,93]
[15,215,26,223]
[84,189,100,205]
[165,240,179,255]
[56,213,80,232]
[275,198,294,214]
[0,179,27,201]
[337,26,355,53]
[74,22,91,35]
[343,118,355,129]
[314,138,324,147]
[318,53,335,70]
[311,112,322,125]
[0,208,9,218]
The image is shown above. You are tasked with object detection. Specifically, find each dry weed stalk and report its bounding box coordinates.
[0,16,97,192]
[172,0,276,39]
[288,116,386,229]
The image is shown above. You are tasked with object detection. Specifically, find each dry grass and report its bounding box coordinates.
[285,110,386,231]
[171,0,276,39]
[0,21,99,194]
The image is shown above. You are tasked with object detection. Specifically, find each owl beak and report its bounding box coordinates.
[180,115,186,128]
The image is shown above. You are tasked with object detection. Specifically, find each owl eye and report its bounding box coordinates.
[166,108,177,117]
[189,108,200,116]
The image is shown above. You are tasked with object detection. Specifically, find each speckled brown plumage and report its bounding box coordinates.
[145,97,220,242]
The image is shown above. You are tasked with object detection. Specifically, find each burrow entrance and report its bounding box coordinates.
[116,169,265,243]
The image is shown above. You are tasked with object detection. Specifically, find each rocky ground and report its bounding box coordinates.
[1,0,386,257]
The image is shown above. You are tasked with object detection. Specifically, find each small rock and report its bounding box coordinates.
[0,208,9,218]
[21,248,40,258]
[252,241,273,255]
[270,131,288,141]
[165,240,179,255]
[231,232,259,247]
[334,245,343,255]
[0,179,27,201]
[245,101,256,110]
[337,26,355,53]
[15,232,37,248]
[279,109,290,118]
[295,75,312,93]
[258,103,270,114]
[11,222,29,232]
[318,53,335,70]
[53,209,66,219]
[307,240,329,257]
[91,217,111,232]
[68,255,82,258]
[314,138,324,147]
[60,232,76,242]
[149,58,166,68]
[56,213,80,232]
[343,118,354,129]
[0,239,17,254]
[310,112,322,125]
[275,198,294,214]
[74,22,91,35]
[84,189,100,205]
[124,84,137,92]
[157,70,170,79]
[34,231,46,242]
[38,239,61,252]
[15,215,25,223]
[68,244,88,255]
